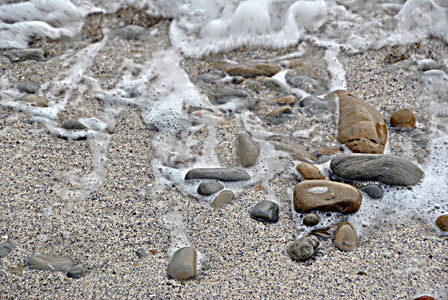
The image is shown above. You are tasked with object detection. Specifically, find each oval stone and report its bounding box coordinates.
[17,94,49,107]
[390,108,415,129]
[212,190,235,208]
[287,235,320,261]
[235,132,260,167]
[435,214,448,231]
[296,163,325,180]
[363,184,383,199]
[26,253,76,272]
[303,213,321,226]
[197,180,224,195]
[333,222,359,251]
[167,247,197,280]
[294,181,362,214]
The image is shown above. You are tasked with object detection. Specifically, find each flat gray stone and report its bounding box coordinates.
[167,247,197,280]
[0,241,16,258]
[61,119,89,130]
[410,129,430,148]
[212,190,235,208]
[287,235,320,261]
[185,168,250,181]
[363,184,383,199]
[197,180,224,195]
[67,265,85,279]
[285,73,327,95]
[298,95,333,114]
[27,253,75,272]
[109,25,147,40]
[235,132,260,167]
[330,154,424,186]
[250,200,279,223]
[16,81,40,94]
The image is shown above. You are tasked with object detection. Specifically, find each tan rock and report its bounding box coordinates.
[330,90,387,154]
[293,180,362,214]
[17,94,49,107]
[390,108,415,129]
[333,222,359,251]
[317,146,341,155]
[274,95,296,105]
[296,163,325,180]
[265,106,291,118]
[212,190,235,208]
[226,63,281,78]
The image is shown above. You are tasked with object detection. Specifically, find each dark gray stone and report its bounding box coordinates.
[197,70,226,83]
[167,247,197,280]
[287,235,320,261]
[0,241,16,258]
[61,119,89,130]
[16,81,40,94]
[67,265,85,279]
[5,48,46,62]
[235,132,260,167]
[250,200,279,223]
[303,213,321,226]
[298,95,332,114]
[136,248,147,258]
[197,180,224,195]
[27,253,75,272]
[363,184,383,199]
[185,168,250,181]
[330,154,424,186]
[261,78,290,96]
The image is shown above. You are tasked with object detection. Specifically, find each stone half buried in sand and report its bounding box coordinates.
[294,181,362,214]
[185,168,250,181]
[167,247,197,281]
[329,90,387,154]
[225,63,281,78]
[333,221,359,251]
[26,253,76,273]
[330,154,424,186]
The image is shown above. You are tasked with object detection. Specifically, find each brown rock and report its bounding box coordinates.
[270,141,314,162]
[294,181,362,214]
[390,108,416,129]
[330,90,387,154]
[296,163,325,180]
[17,94,49,107]
[413,296,436,300]
[274,95,296,105]
[265,106,291,118]
[226,63,281,78]
[333,221,359,251]
[317,146,341,155]
[435,214,448,231]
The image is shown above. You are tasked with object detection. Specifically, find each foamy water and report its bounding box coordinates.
[1,0,448,250]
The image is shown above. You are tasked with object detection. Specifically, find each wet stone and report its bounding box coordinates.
[294,180,362,214]
[330,154,424,186]
[167,247,197,280]
[410,129,430,148]
[363,184,383,199]
[185,168,250,181]
[270,141,314,162]
[390,108,416,129]
[330,90,387,154]
[435,214,448,231]
[61,119,89,130]
[67,265,85,279]
[5,48,46,62]
[17,94,49,107]
[265,106,292,118]
[235,132,260,167]
[311,228,332,239]
[296,163,325,180]
[212,190,235,208]
[197,70,226,83]
[287,235,320,261]
[27,253,76,273]
[225,63,281,78]
[136,248,147,258]
[197,180,224,195]
[250,200,279,223]
[333,222,359,251]
[109,25,147,40]
[303,213,321,226]
[285,72,327,95]
[0,241,16,258]
[274,95,296,105]
[413,296,436,300]
[16,81,40,94]
[298,95,333,115]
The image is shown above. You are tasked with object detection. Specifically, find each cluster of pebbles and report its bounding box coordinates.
[0,7,447,299]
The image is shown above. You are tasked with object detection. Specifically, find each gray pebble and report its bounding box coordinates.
[197,180,224,195]
[136,248,147,258]
[27,253,76,273]
[250,200,279,223]
[67,265,85,279]
[363,184,383,199]
[167,247,197,280]
[0,241,16,258]
[212,190,235,209]
[185,168,250,181]
[235,132,260,167]
[61,119,89,130]
[16,81,40,94]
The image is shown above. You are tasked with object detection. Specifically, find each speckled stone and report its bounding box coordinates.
[250,200,279,223]
[235,132,260,167]
[197,180,224,195]
[185,168,250,181]
[363,184,383,199]
[390,108,415,129]
[294,180,362,214]
[435,215,448,231]
[0,241,16,258]
[333,222,359,251]
[67,265,86,279]
[296,163,325,180]
[167,247,197,280]
[287,235,320,261]
[226,63,281,78]
[27,253,76,272]
[17,94,49,107]
[212,190,235,208]
[303,213,321,226]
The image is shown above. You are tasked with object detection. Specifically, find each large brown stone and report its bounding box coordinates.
[330,90,387,154]
[390,108,415,129]
[294,181,362,214]
[225,63,281,78]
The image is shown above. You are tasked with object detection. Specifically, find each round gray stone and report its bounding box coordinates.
[212,190,235,209]
[250,200,279,223]
[197,180,224,195]
[0,241,16,258]
[363,184,383,199]
[16,81,40,94]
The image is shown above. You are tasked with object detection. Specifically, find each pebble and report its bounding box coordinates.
[270,141,314,162]
[67,265,86,279]
[410,129,430,148]
[61,119,89,130]
[333,222,359,251]
[5,48,46,62]
[294,180,362,214]
[311,228,332,239]
[413,296,436,300]
[225,63,281,78]
[298,95,333,114]
[390,108,416,129]
[17,94,49,107]
[363,184,383,199]
[185,168,251,181]
[303,213,321,226]
[285,72,327,95]
[435,214,448,231]
[330,154,424,186]
[0,241,16,258]
[296,163,325,180]
[274,95,296,105]
[109,25,147,40]
[26,253,76,272]
[197,180,224,195]
[330,90,387,154]
[135,248,147,258]
[265,106,292,118]
[235,132,260,167]
[212,190,235,208]
[167,247,197,280]
[287,235,320,261]
[197,70,226,83]
[249,200,280,223]
[16,81,40,94]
